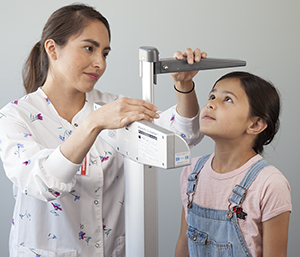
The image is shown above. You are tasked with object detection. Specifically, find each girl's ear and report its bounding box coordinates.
[44,39,58,60]
[247,117,268,135]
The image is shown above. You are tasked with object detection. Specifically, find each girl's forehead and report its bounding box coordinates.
[213,78,244,92]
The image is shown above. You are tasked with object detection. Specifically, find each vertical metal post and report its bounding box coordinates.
[124,47,160,257]
[141,61,154,103]
[124,160,158,257]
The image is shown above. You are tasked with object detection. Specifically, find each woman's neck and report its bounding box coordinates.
[41,79,86,123]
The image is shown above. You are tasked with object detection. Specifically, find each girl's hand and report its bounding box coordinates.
[170,48,207,84]
[93,97,160,130]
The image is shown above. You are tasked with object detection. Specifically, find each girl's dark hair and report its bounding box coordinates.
[214,71,281,154]
[22,4,111,94]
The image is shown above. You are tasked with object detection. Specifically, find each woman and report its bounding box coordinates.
[0,3,206,256]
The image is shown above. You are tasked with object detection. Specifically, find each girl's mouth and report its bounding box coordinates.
[203,114,215,120]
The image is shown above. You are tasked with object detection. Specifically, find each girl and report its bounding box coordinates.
[0,3,206,257]
[175,72,292,257]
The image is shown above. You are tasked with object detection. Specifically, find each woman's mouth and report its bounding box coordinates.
[85,72,99,81]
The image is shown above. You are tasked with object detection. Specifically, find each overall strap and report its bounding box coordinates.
[229,158,270,206]
[186,154,211,194]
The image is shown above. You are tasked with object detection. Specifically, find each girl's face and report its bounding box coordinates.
[200,78,254,141]
[50,20,110,94]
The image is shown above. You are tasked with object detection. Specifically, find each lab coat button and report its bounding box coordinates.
[94,200,99,205]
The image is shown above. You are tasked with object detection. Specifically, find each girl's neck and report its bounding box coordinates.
[212,143,257,174]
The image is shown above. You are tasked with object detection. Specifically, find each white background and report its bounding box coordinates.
[0,0,299,256]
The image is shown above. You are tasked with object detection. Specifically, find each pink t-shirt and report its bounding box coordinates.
[180,153,292,257]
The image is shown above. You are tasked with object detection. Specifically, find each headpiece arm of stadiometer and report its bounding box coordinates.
[139,46,247,76]
[156,57,246,73]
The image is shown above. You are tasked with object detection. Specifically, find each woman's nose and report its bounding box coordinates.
[93,55,106,70]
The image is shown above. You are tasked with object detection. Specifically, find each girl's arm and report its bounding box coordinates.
[175,207,190,257]
[262,211,290,257]
[171,48,207,118]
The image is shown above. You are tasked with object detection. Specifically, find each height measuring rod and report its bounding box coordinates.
[97,46,246,257]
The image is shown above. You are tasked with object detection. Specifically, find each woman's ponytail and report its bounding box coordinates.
[22,41,48,94]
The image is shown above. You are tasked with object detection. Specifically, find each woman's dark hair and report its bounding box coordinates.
[22,4,111,94]
[214,71,281,154]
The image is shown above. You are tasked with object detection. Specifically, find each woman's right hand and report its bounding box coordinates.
[92,97,160,131]
[60,97,159,165]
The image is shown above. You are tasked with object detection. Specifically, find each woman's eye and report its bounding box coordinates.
[103,52,109,59]
[85,46,93,52]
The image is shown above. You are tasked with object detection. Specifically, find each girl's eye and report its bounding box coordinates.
[225,96,233,103]
[208,94,215,101]
[85,46,93,52]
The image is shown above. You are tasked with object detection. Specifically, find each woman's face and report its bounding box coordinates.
[50,20,111,94]
[199,78,253,141]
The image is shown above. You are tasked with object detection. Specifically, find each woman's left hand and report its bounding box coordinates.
[170,48,207,83]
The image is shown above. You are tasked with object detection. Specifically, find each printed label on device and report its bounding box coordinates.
[137,124,159,165]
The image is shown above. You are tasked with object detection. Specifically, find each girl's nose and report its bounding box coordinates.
[207,101,215,110]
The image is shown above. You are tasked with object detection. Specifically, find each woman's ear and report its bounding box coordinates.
[247,117,268,135]
[44,39,58,60]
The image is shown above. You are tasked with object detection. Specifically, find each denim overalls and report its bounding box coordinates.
[186,155,269,257]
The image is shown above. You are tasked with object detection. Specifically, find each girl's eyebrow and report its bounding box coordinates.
[209,88,238,99]
[208,88,215,95]
[82,39,111,51]
[223,91,238,99]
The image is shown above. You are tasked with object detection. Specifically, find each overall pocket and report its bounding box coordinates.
[187,226,233,257]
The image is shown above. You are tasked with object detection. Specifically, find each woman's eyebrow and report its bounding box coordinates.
[83,39,100,47]
[82,39,111,52]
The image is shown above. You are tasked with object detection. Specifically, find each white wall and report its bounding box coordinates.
[1,0,299,256]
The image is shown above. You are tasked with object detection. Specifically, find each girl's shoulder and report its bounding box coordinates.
[255,163,291,196]
[250,157,290,190]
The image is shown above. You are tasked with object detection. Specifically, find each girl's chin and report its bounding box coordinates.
[199,128,211,136]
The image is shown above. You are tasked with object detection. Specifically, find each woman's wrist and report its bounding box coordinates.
[84,111,103,136]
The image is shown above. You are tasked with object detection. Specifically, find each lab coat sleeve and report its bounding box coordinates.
[0,114,80,202]
[154,105,203,148]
